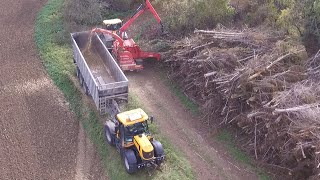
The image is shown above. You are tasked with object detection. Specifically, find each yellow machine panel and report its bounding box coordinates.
[134,134,154,160]
[117,108,149,126]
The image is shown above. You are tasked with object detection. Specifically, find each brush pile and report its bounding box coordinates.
[164,28,320,179]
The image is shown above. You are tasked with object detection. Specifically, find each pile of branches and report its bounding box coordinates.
[164,29,320,179]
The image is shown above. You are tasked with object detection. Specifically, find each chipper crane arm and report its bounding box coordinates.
[119,0,163,34]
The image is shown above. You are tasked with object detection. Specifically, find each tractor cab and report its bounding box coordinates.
[103,18,122,31]
[102,19,128,40]
[116,108,151,146]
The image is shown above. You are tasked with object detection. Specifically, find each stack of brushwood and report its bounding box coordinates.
[164,29,320,179]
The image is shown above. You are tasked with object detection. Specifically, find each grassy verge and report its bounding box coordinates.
[35,0,194,179]
[216,130,270,180]
[164,81,199,115]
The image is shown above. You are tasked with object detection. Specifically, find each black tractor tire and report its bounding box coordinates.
[135,59,143,65]
[152,140,164,165]
[104,123,115,146]
[123,150,138,174]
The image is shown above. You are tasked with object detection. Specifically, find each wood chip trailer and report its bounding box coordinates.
[71,31,128,115]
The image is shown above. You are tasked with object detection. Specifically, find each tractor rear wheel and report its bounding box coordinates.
[123,150,138,174]
[104,124,115,146]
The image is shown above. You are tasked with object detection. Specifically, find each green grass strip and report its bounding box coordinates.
[35,0,194,179]
[216,130,271,180]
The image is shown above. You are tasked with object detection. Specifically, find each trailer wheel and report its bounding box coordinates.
[104,124,115,146]
[152,140,164,165]
[76,67,80,78]
[83,83,90,96]
[79,74,84,86]
[123,150,138,174]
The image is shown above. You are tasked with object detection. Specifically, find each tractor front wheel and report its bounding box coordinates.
[152,140,164,165]
[123,150,138,174]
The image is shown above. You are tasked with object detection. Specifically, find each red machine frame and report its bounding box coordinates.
[119,0,163,37]
[91,28,161,71]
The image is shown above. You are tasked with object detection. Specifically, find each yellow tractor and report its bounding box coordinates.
[104,108,165,173]
[103,18,123,32]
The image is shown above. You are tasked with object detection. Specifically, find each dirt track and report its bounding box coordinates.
[127,62,259,180]
[0,1,106,179]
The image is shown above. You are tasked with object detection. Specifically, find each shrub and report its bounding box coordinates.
[158,0,234,34]
[303,0,320,55]
[64,0,103,25]
[106,0,132,11]
[57,0,106,44]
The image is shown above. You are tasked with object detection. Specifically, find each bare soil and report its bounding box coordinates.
[0,1,106,179]
[75,124,108,180]
[126,62,260,180]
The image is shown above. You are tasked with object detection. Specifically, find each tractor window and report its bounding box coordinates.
[106,23,122,31]
[125,121,148,137]
[114,23,122,30]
